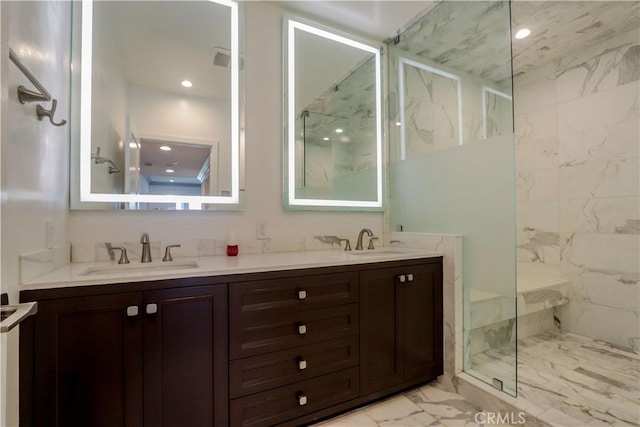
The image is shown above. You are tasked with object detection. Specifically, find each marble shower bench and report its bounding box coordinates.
[468,262,570,356]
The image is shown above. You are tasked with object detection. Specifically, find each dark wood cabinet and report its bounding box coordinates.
[230,303,359,359]
[21,284,227,427]
[230,367,359,427]
[143,285,228,427]
[21,257,442,427]
[360,263,443,395]
[25,292,143,427]
[229,272,361,426]
[229,271,358,316]
[230,335,359,398]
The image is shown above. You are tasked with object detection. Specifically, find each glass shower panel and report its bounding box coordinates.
[388,1,517,395]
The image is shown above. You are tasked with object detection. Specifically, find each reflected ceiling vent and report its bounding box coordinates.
[211,47,244,70]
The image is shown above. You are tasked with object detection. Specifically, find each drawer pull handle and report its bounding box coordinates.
[146,303,158,315]
[297,290,307,300]
[297,393,308,406]
[297,358,307,370]
[398,274,406,283]
[126,306,139,317]
[297,323,307,335]
[407,274,414,282]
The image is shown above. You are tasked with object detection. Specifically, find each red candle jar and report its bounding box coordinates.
[226,230,238,256]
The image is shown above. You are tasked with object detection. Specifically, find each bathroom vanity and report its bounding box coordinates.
[19,251,443,427]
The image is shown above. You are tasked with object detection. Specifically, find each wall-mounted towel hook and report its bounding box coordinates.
[17,86,49,104]
[9,48,67,127]
[36,99,67,127]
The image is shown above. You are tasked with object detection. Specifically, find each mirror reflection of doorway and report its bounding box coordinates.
[126,132,218,205]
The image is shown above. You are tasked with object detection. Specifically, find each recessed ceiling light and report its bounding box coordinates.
[515,28,531,39]
[166,169,175,173]
[181,80,193,88]
[159,145,172,151]
[395,122,402,127]
[335,128,343,133]
[323,137,330,141]
[169,179,174,183]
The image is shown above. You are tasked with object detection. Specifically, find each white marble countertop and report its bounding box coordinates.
[21,248,442,290]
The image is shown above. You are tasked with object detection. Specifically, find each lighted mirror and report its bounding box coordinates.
[71,0,243,210]
[482,86,513,140]
[284,18,383,210]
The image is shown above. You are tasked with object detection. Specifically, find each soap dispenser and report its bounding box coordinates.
[226,230,239,256]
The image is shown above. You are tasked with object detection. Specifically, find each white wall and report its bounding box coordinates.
[0,1,72,425]
[69,1,383,253]
[514,28,639,351]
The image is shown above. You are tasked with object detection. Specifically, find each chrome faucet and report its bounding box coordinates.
[355,228,375,250]
[163,244,181,262]
[106,242,130,264]
[140,233,152,263]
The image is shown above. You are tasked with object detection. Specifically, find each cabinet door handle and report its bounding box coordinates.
[398,274,406,283]
[146,303,158,315]
[297,357,307,370]
[407,274,414,282]
[297,393,308,406]
[126,306,139,317]
[297,290,307,300]
[297,323,307,335]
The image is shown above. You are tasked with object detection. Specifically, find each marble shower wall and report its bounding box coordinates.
[297,57,377,193]
[514,28,640,351]
[387,46,513,160]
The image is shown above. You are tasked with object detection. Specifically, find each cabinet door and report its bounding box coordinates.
[359,267,403,394]
[400,263,443,382]
[360,262,443,395]
[33,293,143,427]
[143,285,228,427]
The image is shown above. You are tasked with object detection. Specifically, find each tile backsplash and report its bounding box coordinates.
[19,244,71,284]
[70,235,348,263]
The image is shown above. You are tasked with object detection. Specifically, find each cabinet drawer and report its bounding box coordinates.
[230,335,359,398]
[230,304,359,359]
[230,367,359,427]
[230,272,358,316]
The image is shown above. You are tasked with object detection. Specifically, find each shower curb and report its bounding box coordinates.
[437,373,585,427]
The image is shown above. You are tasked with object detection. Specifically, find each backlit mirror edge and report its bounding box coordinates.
[282,15,386,212]
[70,0,245,211]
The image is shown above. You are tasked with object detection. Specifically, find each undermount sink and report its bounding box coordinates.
[80,260,200,276]
[348,250,406,256]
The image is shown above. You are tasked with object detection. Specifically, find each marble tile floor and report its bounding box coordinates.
[471,330,640,426]
[314,381,515,427]
[315,330,638,426]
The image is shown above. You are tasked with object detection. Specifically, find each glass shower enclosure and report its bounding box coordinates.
[387,1,518,395]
